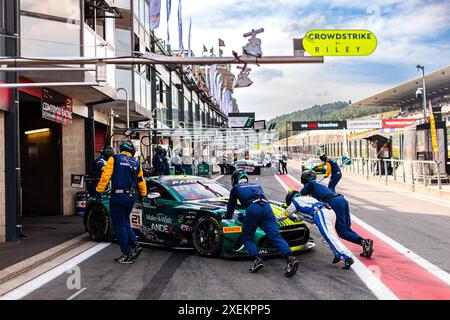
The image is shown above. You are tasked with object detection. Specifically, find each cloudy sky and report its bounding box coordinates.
[154,0,450,120]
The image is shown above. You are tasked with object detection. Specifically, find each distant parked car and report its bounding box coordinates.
[224,159,269,175]
[300,158,327,175]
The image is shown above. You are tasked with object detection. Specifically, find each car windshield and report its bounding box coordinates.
[171,181,230,201]
[204,182,230,197]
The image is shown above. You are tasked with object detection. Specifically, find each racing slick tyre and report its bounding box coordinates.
[192,215,224,257]
[86,204,111,242]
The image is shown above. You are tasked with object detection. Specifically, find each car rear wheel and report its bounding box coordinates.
[86,204,110,242]
[192,215,223,257]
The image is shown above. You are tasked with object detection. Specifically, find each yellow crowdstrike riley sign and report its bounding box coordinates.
[302,30,377,56]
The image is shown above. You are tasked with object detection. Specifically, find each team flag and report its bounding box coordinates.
[428,101,439,154]
[150,0,162,30]
[178,0,183,54]
[166,0,172,42]
[218,38,225,47]
[188,18,192,56]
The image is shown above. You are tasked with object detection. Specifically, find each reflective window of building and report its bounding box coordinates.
[115,28,131,55]
[21,0,80,19]
[116,68,132,100]
[20,15,80,57]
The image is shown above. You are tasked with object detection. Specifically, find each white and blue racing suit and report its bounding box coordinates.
[285,196,351,261]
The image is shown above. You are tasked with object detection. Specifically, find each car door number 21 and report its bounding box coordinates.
[130,208,143,228]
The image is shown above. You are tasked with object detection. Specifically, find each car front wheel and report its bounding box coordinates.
[192,215,224,257]
[86,204,110,242]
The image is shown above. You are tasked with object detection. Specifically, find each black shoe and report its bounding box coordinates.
[360,239,374,258]
[332,256,341,264]
[130,242,143,260]
[113,254,134,264]
[285,256,299,277]
[342,257,354,270]
[249,256,264,273]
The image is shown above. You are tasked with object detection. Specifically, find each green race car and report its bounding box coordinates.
[83,176,314,258]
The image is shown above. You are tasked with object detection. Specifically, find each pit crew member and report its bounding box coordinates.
[96,140,147,264]
[299,170,374,258]
[283,190,354,269]
[226,169,299,277]
[316,153,342,192]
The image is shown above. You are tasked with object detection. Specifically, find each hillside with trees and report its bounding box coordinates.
[269,101,398,139]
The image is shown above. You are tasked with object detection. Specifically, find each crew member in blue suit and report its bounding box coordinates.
[96,140,147,264]
[226,169,299,277]
[152,146,165,175]
[92,146,115,178]
[316,153,342,192]
[87,146,115,195]
[162,149,170,175]
[298,170,374,258]
[284,190,354,269]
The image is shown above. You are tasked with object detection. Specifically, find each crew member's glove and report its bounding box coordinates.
[95,192,102,202]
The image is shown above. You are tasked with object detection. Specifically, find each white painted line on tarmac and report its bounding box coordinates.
[67,287,87,300]
[284,173,450,291]
[274,174,289,192]
[0,243,110,300]
[213,175,224,181]
[275,174,398,300]
[351,215,450,286]
[344,175,450,210]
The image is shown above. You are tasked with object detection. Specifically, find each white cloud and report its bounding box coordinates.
[153,0,450,119]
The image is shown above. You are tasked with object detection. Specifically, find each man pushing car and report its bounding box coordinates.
[282,190,354,269]
[226,169,299,277]
[298,170,374,259]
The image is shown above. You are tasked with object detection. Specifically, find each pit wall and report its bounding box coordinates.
[62,115,85,216]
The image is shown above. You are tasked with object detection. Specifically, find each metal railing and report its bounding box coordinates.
[335,157,449,189]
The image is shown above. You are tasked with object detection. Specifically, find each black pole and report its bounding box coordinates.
[85,105,95,174]
[285,122,289,158]
[4,0,21,241]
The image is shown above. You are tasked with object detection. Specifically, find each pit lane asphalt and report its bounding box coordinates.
[22,174,376,300]
[21,168,450,300]
[286,165,450,275]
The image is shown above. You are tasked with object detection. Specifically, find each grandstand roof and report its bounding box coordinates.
[352,66,450,108]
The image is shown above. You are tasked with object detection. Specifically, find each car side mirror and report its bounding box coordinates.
[147,192,161,200]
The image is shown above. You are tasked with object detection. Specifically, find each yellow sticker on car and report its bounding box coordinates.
[223,226,242,233]
[302,30,377,56]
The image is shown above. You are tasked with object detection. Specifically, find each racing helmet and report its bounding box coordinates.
[155,145,163,155]
[231,169,248,186]
[285,189,300,206]
[319,153,328,162]
[119,140,136,156]
[101,146,114,160]
[301,170,317,185]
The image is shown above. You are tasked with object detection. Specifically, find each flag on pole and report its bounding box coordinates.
[150,0,162,30]
[203,45,208,52]
[166,0,172,42]
[178,0,183,54]
[219,48,223,57]
[210,47,214,56]
[218,38,225,47]
[188,18,192,57]
[428,100,439,154]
